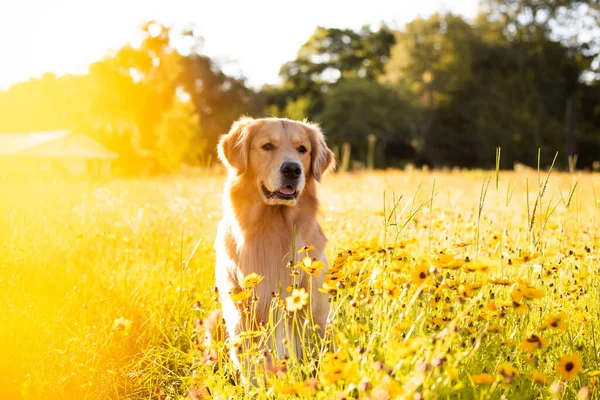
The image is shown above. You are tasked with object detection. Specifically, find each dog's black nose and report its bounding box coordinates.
[280,161,302,179]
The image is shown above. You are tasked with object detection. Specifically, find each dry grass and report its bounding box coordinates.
[2,169,600,399]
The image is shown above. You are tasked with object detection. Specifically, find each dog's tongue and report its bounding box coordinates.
[279,186,295,195]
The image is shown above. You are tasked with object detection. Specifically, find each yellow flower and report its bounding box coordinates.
[512,300,529,316]
[241,272,264,288]
[432,316,450,326]
[112,317,132,334]
[318,278,338,295]
[557,353,582,381]
[382,279,401,298]
[392,320,413,334]
[435,253,463,269]
[517,280,545,299]
[431,288,445,306]
[497,363,519,383]
[464,260,491,273]
[489,278,514,285]
[274,379,317,396]
[459,282,482,298]
[578,313,594,323]
[472,373,496,385]
[230,288,252,302]
[396,337,428,358]
[298,245,315,254]
[411,263,431,285]
[531,370,547,385]
[286,288,308,311]
[320,352,358,385]
[541,312,567,331]
[298,256,324,275]
[520,334,548,353]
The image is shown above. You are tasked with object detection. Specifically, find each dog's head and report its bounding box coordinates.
[218,117,335,206]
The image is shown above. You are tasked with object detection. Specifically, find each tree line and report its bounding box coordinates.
[1,0,599,173]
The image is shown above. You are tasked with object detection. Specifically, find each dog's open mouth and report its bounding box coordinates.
[261,184,297,200]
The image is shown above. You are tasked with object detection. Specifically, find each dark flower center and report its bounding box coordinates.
[551,321,559,327]
[565,362,574,372]
[419,272,427,279]
[527,335,540,343]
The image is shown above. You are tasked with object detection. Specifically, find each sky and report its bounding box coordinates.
[0,0,479,90]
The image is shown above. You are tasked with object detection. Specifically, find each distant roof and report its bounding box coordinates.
[0,130,118,159]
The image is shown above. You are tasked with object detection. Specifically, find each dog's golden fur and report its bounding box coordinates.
[206,116,335,371]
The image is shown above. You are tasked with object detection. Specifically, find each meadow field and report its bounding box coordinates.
[2,168,600,399]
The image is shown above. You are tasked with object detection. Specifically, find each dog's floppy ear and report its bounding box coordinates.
[303,121,336,182]
[218,117,255,175]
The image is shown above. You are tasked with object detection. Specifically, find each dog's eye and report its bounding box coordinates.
[261,143,275,151]
[298,145,307,154]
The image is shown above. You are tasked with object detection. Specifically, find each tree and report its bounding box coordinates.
[154,95,200,171]
[178,53,257,163]
[482,0,600,164]
[275,25,395,118]
[382,13,479,165]
[0,21,258,174]
[318,78,416,167]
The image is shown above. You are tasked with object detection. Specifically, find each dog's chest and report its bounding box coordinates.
[237,232,307,276]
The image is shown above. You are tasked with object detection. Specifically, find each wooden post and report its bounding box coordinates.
[340,143,351,173]
[367,134,377,171]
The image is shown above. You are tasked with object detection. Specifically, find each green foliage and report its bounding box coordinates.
[319,78,416,167]
[154,96,200,171]
[267,96,311,120]
[380,10,598,168]
[276,25,395,117]
[0,22,255,174]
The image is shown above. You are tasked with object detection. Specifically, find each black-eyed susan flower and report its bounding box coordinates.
[541,312,567,331]
[464,260,491,273]
[285,288,308,311]
[298,256,324,275]
[298,245,315,254]
[411,263,431,285]
[320,352,358,385]
[318,279,337,295]
[489,278,514,286]
[531,370,547,385]
[230,288,253,302]
[273,379,317,396]
[241,272,264,288]
[459,282,482,298]
[497,362,519,383]
[432,316,450,326]
[557,353,582,380]
[472,373,496,385]
[382,279,401,298]
[435,253,463,269]
[519,334,548,353]
[478,302,499,320]
[517,280,545,299]
[578,313,594,323]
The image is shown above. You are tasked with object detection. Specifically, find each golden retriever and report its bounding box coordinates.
[207,116,335,379]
